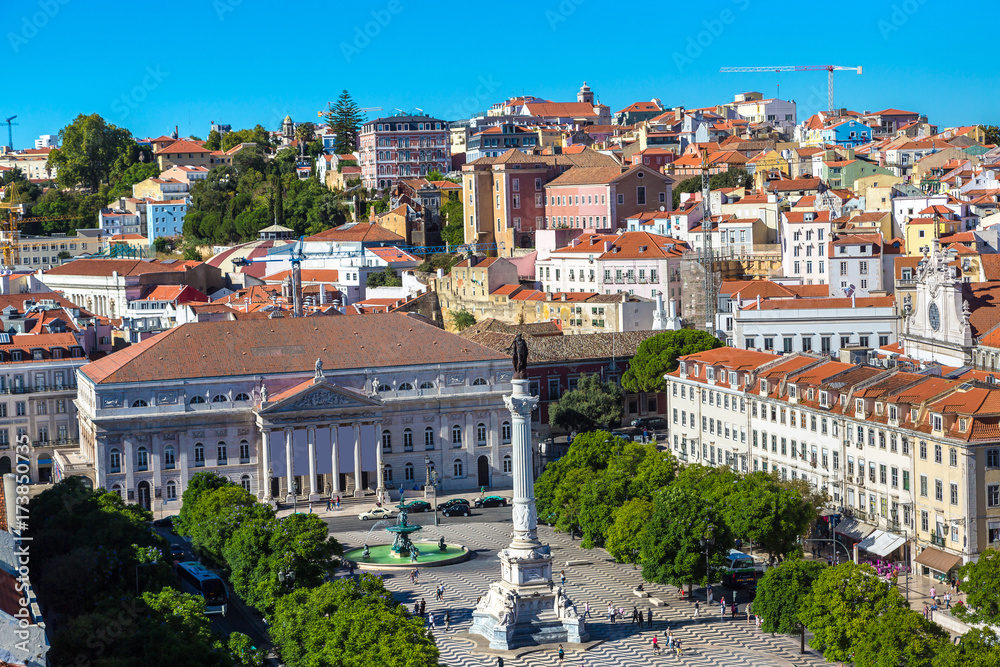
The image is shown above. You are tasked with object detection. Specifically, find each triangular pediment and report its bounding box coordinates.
[259,380,382,414]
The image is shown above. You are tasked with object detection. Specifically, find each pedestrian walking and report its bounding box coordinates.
[643,428,649,443]
[609,604,615,624]
[413,601,419,616]
[720,597,726,619]
[694,600,700,619]
[666,630,674,650]
[747,602,753,623]
[326,498,332,511]
[631,606,640,625]
[732,602,738,619]
[557,644,565,665]
[419,598,426,617]
[647,607,653,628]
[335,495,340,509]
[652,635,659,655]
[444,610,451,631]
[428,612,435,629]
[945,592,952,609]
[930,585,936,600]
[675,638,682,657]
[583,601,590,619]
[560,570,567,586]
[496,657,504,667]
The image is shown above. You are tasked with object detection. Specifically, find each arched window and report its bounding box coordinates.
[403,428,413,451]
[240,475,251,492]
[503,454,512,474]
[194,443,205,467]
[377,383,391,392]
[109,448,121,473]
[454,458,464,477]
[424,427,435,450]
[398,382,414,391]
[164,445,175,469]
[111,483,123,499]
[420,381,434,389]
[239,440,250,463]
[165,479,177,499]
[131,399,148,408]
[382,430,392,453]
[212,394,227,403]
[383,464,393,482]
[190,395,205,404]
[404,462,414,481]
[136,446,149,471]
[473,378,488,386]
[476,423,487,445]
[502,421,511,444]
[235,392,251,401]
[452,425,462,447]
[217,442,228,464]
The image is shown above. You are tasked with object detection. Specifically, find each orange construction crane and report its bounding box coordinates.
[0,181,80,267]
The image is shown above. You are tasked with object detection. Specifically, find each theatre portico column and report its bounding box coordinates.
[330,424,341,494]
[352,421,363,498]
[284,427,294,503]
[307,426,319,502]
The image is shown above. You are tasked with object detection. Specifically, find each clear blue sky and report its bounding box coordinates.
[4,0,994,149]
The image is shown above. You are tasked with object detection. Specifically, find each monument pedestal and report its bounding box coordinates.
[469,378,589,650]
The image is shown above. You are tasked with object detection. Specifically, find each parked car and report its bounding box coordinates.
[631,417,668,430]
[474,495,508,508]
[152,516,176,528]
[611,429,643,442]
[169,544,185,559]
[400,500,432,513]
[441,500,472,517]
[437,498,470,511]
[358,507,395,521]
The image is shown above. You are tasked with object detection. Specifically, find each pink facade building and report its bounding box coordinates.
[543,164,673,232]
[358,115,451,190]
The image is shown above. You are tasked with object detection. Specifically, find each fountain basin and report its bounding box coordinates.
[345,542,470,569]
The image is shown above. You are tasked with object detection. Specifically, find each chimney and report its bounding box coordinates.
[851,292,856,308]
[561,293,567,302]
[756,294,761,309]
[674,107,683,121]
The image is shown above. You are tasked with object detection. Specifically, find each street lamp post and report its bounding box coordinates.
[424,454,431,500]
[431,469,440,526]
[699,524,715,604]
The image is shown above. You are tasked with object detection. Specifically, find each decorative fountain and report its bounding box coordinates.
[344,494,470,569]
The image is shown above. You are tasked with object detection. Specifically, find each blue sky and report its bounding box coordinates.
[4,0,993,148]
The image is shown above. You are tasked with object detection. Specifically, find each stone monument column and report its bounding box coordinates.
[505,379,540,554]
[307,426,319,502]
[470,346,589,650]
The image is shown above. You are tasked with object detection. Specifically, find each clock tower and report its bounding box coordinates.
[900,240,972,366]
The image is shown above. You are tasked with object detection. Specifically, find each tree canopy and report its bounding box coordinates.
[723,471,815,563]
[326,90,365,155]
[548,373,623,432]
[797,562,909,662]
[852,606,947,667]
[621,329,722,393]
[957,547,1000,625]
[48,113,139,190]
[753,558,825,634]
[367,266,403,288]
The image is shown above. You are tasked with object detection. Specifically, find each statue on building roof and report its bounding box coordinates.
[506,333,529,379]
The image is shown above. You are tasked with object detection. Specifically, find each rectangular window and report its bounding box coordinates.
[950,482,959,505]
[935,479,943,502]
[921,511,929,532]
[920,475,928,497]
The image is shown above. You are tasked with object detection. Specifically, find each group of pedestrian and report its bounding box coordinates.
[324,495,341,511]
[408,568,419,584]
[627,606,653,627]
[435,584,446,601]
[652,630,682,656]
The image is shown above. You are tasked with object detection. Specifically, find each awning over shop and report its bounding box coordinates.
[37,458,52,466]
[834,517,877,541]
[914,547,963,574]
[856,530,906,557]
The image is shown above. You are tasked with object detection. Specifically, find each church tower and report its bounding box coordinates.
[282,115,295,145]
[577,81,594,105]
[900,240,973,366]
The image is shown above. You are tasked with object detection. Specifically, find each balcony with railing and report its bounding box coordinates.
[931,534,946,548]
[3,382,78,395]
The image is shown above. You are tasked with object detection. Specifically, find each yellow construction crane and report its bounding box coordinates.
[0,180,24,267]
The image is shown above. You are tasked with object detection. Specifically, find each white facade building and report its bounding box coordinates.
[781,211,833,285]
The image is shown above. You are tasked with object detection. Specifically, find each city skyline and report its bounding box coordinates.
[4,0,997,146]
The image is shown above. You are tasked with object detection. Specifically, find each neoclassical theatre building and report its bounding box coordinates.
[65,313,515,510]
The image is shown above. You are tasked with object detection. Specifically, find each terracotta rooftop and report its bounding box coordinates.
[44,258,197,277]
[305,222,404,243]
[81,313,507,385]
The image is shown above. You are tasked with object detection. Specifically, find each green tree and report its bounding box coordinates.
[450,309,475,331]
[957,548,1000,625]
[622,329,722,393]
[228,632,266,667]
[184,246,203,261]
[852,606,948,667]
[440,198,465,247]
[270,575,440,667]
[426,169,444,182]
[184,483,266,564]
[326,90,365,155]
[672,175,701,209]
[709,168,751,190]
[367,266,403,288]
[753,558,825,635]
[981,125,1000,146]
[933,627,1000,667]
[273,173,285,227]
[640,481,734,591]
[232,145,268,177]
[605,497,654,563]
[549,373,623,432]
[294,122,316,144]
[107,161,160,202]
[56,249,71,260]
[48,113,138,190]
[798,562,909,662]
[175,471,230,537]
[725,472,815,563]
[205,129,222,150]
[152,237,170,254]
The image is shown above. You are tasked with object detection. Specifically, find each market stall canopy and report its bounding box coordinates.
[856,529,906,557]
[914,547,962,574]
[834,517,877,541]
